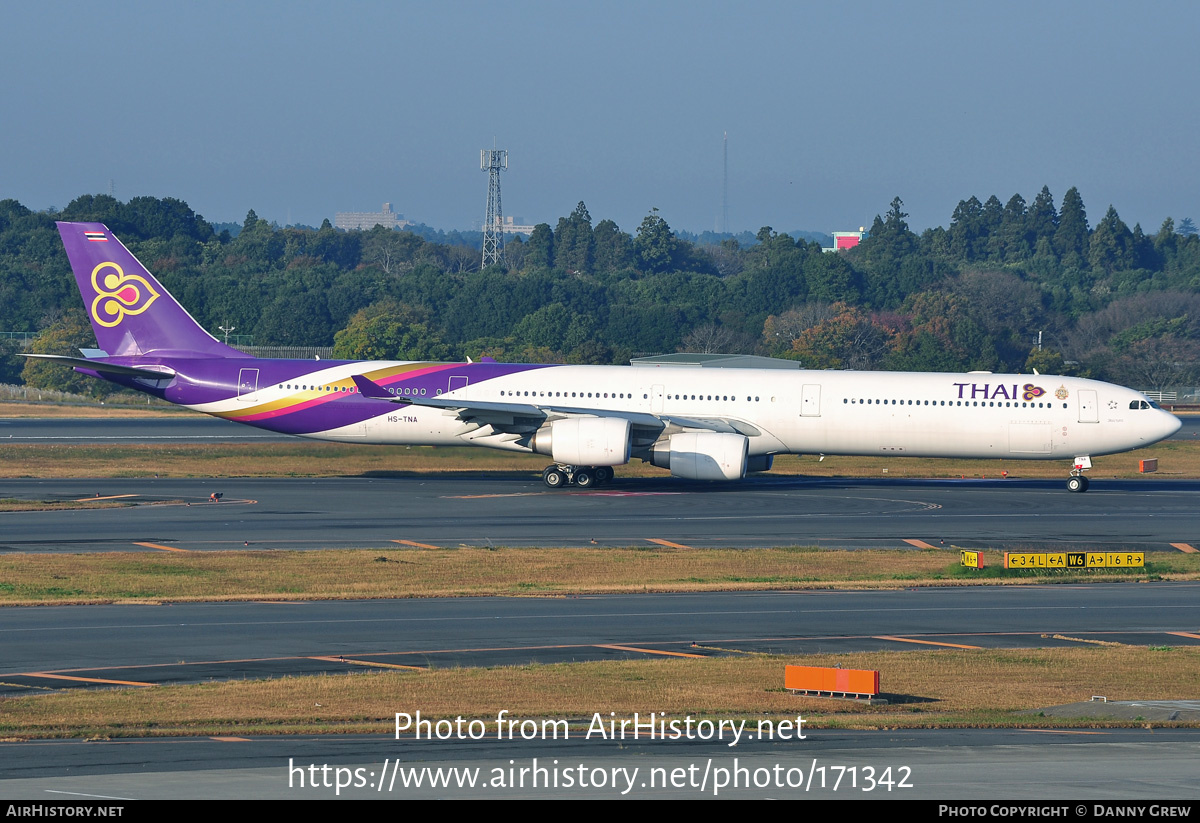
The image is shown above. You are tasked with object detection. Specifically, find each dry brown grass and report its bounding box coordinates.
[0,402,194,418]
[2,548,1196,605]
[0,443,554,478]
[1,440,1198,479]
[0,498,143,512]
[773,441,1200,479]
[2,646,1196,738]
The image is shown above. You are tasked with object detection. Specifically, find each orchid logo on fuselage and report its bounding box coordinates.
[89,262,160,328]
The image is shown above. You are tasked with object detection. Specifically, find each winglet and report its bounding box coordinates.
[351,374,397,400]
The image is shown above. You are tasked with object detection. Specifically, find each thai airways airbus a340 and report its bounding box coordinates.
[27,222,1181,491]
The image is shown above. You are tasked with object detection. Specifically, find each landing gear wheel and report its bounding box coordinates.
[543,466,568,489]
[1080,476,1090,492]
[573,469,596,489]
[593,466,614,484]
[1066,475,1087,493]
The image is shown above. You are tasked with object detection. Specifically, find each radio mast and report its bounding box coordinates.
[722,132,728,234]
[481,147,507,268]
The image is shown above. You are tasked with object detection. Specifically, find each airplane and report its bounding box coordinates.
[26,221,1182,492]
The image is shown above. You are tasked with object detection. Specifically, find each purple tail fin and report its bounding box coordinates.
[57,222,246,358]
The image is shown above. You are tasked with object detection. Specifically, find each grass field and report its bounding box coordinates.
[0,402,193,418]
[1,547,1197,606]
[0,439,1197,479]
[2,646,1197,738]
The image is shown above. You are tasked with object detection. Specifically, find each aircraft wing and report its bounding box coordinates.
[20,353,177,380]
[350,374,751,436]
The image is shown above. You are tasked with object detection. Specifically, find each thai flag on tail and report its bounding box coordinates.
[84,231,108,242]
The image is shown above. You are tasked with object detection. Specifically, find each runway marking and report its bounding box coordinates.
[903,539,938,549]
[45,791,135,800]
[577,492,683,497]
[1016,729,1109,735]
[392,539,440,549]
[211,737,251,742]
[24,673,151,687]
[72,494,139,502]
[1170,543,1198,553]
[1167,631,1200,641]
[596,644,706,659]
[443,493,547,499]
[133,541,190,552]
[874,635,981,649]
[310,656,424,671]
[646,538,693,549]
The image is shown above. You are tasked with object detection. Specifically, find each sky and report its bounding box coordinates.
[2,1,1197,236]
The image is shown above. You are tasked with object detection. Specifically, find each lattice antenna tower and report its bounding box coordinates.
[722,132,728,234]
[481,147,508,268]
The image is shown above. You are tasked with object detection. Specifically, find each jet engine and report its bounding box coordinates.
[649,432,749,480]
[533,417,631,466]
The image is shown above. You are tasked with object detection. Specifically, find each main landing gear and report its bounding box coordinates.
[1066,455,1092,493]
[542,464,615,489]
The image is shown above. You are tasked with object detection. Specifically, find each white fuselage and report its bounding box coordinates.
[203,363,1181,463]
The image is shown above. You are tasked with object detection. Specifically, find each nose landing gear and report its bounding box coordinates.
[1066,455,1092,493]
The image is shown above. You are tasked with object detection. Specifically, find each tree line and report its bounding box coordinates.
[1,188,1198,396]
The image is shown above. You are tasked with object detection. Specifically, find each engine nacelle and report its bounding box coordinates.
[746,454,774,473]
[533,417,631,466]
[649,432,749,481]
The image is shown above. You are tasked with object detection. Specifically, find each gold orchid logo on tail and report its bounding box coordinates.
[89,262,160,327]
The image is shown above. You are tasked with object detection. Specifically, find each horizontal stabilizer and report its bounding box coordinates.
[20,353,176,380]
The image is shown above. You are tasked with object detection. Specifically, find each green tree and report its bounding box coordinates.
[634,208,679,274]
[512,302,573,350]
[790,303,893,369]
[256,292,334,345]
[948,196,984,260]
[994,193,1031,261]
[20,309,103,396]
[1054,187,1089,267]
[332,301,451,361]
[1028,185,1059,243]
[525,223,554,269]
[1024,347,1066,375]
[1088,205,1135,274]
[553,202,595,273]
[0,338,22,385]
[592,219,634,271]
[360,226,422,274]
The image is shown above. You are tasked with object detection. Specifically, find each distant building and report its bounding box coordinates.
[334,202,411,231]
[823,228,866,253]
[500,215,537,235]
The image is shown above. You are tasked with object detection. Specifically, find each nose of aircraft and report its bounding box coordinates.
[1154,411,1183,443]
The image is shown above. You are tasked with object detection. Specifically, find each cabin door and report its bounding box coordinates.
[237,368,259,402]
[1077,390,1099,423]
[651,384,665,414]
[801,384,821,417]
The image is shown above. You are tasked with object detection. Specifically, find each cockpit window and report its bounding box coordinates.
[1131,400,1155,410]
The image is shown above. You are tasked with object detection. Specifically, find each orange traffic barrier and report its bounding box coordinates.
[785,665,879,698]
